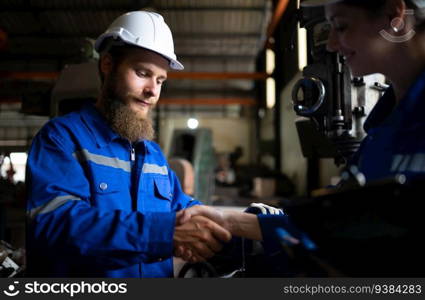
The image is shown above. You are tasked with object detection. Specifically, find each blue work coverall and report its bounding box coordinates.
[352,69,425,182]
[26,103,201,278]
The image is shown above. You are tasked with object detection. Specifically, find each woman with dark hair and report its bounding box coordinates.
[178,0,425,276]
[304,0,425,182]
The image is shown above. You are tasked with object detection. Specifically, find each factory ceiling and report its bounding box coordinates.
[0,0,286,116]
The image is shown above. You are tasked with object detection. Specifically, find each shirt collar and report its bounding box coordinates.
[80,102,153,154]
[363,87,396,133]
[399,69,425,115]
[80,102,120,148]
[363,69,425,132]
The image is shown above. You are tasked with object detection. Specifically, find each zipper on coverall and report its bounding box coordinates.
[130,144,143,276]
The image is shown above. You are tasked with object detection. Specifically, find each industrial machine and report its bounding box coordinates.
[168,128,216,204]
[283,5,424,277]
[50,61,100,117]
[292,6,386,166]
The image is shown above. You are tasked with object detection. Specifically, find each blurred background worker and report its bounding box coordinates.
[25,11,231,278]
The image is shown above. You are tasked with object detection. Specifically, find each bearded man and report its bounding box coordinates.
[25,11,231,278]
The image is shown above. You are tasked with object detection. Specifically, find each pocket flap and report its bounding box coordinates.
[154,177,172,201]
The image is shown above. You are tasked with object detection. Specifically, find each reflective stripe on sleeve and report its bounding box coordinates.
[27,195,82,219]
[142,163,168,175]
[73,149,131,172]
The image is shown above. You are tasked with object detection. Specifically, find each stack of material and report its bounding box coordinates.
[0,240,25,277]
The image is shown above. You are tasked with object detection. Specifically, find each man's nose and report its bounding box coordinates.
[143,79,160,98]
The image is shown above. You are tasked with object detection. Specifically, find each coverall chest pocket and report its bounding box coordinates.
[92,173,129,210]
[151,177,172,211]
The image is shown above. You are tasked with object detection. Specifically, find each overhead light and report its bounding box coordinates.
[266,49,276,109]
[266,78,276,109]
[298,25,307,71]
[266,49,275,74]
[187,118,199,130]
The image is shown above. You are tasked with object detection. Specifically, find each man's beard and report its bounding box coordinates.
[101,73,155,142]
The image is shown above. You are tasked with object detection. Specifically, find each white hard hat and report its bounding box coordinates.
[95,11,184,70]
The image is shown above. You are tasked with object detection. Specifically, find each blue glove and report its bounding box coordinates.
[275,227,317,251]
[245,202,316,250]
[258,214,318,252]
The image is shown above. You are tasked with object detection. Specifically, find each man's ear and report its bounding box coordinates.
[386,0,410,32]
[100,53,113,78]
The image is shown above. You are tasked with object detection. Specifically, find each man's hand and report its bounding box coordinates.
[173,215,231,263]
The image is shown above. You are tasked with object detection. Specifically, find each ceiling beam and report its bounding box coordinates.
[0,51,256,61]
[0,71,58,80]
[173,32,259,39]
[158,98,256,106]
[0,0,152,11]
[162,87,252,95]
[168,72,269,80]
[179,54,256,60]
[8,32,260,40]
[0,96,257,106]
[157,7,265,11]
[0,7,264,12]
[0,71,270,81]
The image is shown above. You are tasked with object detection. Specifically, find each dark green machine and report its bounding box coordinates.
[168,128,216,204]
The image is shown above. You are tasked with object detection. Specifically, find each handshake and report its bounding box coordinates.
[172,204,283,263]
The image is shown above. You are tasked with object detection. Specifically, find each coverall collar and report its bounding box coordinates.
[364,69,425,133]
[80,102,153,153]
[80,102,124,148]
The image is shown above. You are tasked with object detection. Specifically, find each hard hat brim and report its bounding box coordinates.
[95,34,184,70]
[137,42,184,70]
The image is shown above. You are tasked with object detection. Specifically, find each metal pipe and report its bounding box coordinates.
[158,98,256,106]
[265,0,290,49]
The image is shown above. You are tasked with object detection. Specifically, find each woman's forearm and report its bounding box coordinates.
[225,211,262,241]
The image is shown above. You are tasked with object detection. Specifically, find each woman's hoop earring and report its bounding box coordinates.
[391,17,405,33]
